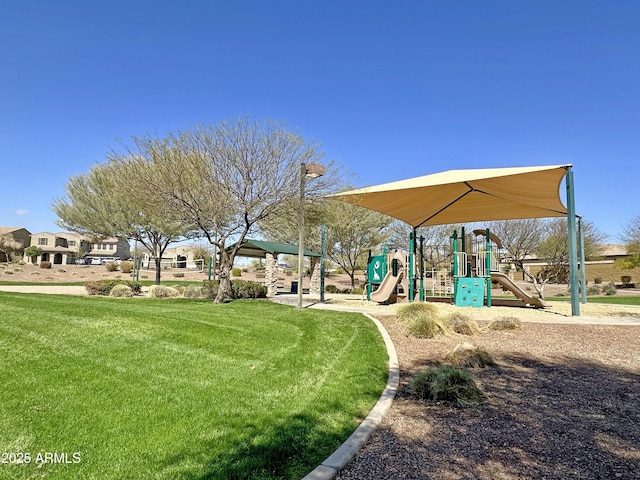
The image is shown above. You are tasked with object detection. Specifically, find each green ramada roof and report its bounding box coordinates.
[225,239,321,258]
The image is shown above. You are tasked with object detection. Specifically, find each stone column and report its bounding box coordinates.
[309,257,321,295]
[265,253,279,297]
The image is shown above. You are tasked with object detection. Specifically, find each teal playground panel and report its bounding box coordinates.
[453,277,485,308]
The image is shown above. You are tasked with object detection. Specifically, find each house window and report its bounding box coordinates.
[69,240,76,247]
[38,237,48,246]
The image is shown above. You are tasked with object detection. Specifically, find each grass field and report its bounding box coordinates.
[0,294,387,479]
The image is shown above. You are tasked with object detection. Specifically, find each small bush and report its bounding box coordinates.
[325,284,338,293]
[110,284,133,298]
[351,287,364,295]
[85,279,142,296]
[396,302,439,322]
[487,316,522,331]
[603,282,617,296]
[586,285,601,296]
[285,269,293,276]
[621,275,632,284]
[231,280,267,298]
[407,314,447,338]
[40,262,52,269]
[411,365,484,406]
[232,267,242,277]
[173,272,185,278]
[202,280,267,299]
[105,261,119,272]
[446,343,496,368]
[594,276,602,284]
[148,285,180,298]
[255,272,265,279]
[120,261,134,274]
[172,285,186,295]
[444,313,479,336]
[183,285,202,298]
[3,270,13,275]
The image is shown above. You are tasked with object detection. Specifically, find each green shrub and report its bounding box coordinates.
[586,285,601,296]
[173,272,185,278]
[40,261,52,269]
[603,282,617,296]
[594,276,602,284]
[411,365,484,406]
[202,280,267,299]
[621,275,632,284]
[232,267,242,277]
[396,302,439,322]
[406,314,447,338]
[148,285,180,298]
[3,270,13,275]
[85,279,142,296]
[231,280,267,298]
[487,316,522,331]
[444,313,479,336]
[109,284,133,298]
[325,284,338,293]
[351,287,364,295]
[105,261,119,272]
[120,261,134,274]
[446,343,496,368]
[285,269,293,276]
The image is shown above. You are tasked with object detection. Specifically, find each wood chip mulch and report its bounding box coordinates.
[336,317,640,480]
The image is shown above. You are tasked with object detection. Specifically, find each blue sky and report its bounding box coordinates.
[1,1,638,241]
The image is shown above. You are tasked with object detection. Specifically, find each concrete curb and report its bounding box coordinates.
[301,313,399,480]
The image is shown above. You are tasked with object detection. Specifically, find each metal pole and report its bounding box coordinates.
[578,217,587,304]
[297,163,306,309]
[566,166,580,316]
[320,223,326,302]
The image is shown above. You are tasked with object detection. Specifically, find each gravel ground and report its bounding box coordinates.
[336,313,640,480]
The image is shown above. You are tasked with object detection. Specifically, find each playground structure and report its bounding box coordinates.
[367,227,545,308]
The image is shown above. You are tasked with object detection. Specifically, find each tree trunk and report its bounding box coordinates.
[215,260,233,303]
[154,257,162,285]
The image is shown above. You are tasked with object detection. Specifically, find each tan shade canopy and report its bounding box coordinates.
[329,165,570,227]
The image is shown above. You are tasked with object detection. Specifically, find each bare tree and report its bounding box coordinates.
[489,218,605,299]
[123,118,341,302]
[324,201,392,288]
[53,160,191,284]
[617,214,640,269]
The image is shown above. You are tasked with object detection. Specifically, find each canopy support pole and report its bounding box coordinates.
[578,217,587,304]
[566,167,580,316]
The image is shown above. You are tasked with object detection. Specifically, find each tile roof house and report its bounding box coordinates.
[25,232,131,266]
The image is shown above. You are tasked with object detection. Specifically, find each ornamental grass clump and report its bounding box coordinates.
[487,316,522,331]
[406,313,448,338]
[444,312,479,336]
[396,302,439,322]
[109,284,134,298]
[183,285,202,298]
[411,365,484,406]
[148,285,180,298]
[446,342,496,368]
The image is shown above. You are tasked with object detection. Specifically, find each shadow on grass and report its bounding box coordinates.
[337,356,640,479]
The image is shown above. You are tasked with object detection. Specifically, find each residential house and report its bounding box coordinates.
[25,232,131,266]
[0,226,32,262]
[85,236,131,263]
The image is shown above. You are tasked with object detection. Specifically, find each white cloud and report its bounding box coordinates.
[14,209,29,215]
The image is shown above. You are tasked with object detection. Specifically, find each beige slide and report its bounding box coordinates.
[370,252,405,303]
[491,272,546,308]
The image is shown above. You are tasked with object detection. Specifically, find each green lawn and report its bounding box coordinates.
[547,295,640,306]
[0,294,387,479]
